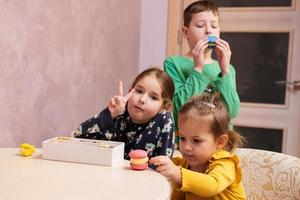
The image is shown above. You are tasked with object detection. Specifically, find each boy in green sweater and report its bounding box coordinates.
[164,0,240,130]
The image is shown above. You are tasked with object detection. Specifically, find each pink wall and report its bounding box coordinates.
[139,0,168,71]
[0,0,140,147]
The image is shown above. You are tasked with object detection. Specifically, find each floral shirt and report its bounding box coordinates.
[73,107,175,160]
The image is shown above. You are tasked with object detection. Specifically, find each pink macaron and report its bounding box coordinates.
[129,150,148,170]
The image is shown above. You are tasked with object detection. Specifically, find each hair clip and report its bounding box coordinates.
[202,102,216,110]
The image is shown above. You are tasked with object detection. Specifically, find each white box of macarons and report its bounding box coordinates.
[42,136,124,166]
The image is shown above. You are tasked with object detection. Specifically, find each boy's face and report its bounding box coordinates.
[127,75,164,124]
[178,116,221,171]
[183,11,220,49]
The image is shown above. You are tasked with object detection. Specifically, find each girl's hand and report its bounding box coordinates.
[149,156,182,185]
[215,38,231,76]
[108,81,134,119]
[191,37,208,73]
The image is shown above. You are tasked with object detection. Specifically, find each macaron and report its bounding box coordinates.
[129,149,148,170]
[208,35,217,49]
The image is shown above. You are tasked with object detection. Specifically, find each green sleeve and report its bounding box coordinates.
[164,57,211,129]
[213,65,240,118]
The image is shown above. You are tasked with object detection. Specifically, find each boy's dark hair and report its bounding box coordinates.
[183,0,219,27]
[178,93,244,152]
[131,67,175,111]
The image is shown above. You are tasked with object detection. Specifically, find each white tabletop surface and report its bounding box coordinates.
[0,148,171,200]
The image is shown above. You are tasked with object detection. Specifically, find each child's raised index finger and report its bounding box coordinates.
[118,81,124,96]
[124,88,135,101]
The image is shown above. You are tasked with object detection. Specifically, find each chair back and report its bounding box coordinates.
[236,148,300,200]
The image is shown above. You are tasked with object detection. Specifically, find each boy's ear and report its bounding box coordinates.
[182,26,189,40]
[216,134,228,149]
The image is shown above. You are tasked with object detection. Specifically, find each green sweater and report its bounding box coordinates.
[164,56,240,130]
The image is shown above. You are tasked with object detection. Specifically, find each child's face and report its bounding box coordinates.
[183,11,220,49]
[178,116,220,171]
[127,75,164,124]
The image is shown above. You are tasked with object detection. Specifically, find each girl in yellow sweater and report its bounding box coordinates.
[150,93,246,200]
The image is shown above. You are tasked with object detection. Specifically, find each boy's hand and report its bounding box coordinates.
[149,156,182,185]
[191,37,208,73]
[215,38,231,76]
[108,81,134,119]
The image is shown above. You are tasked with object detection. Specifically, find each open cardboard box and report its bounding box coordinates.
[42,137,124,166]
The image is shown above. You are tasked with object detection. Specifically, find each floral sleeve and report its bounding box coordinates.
[151,110,175,158]
[72,107,116,140]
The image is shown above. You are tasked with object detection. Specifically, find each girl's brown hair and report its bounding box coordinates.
[183,0,219,27]
[178,93,244,152]
[131,67,175,111]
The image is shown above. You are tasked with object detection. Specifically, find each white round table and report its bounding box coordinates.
[0,148,170,200]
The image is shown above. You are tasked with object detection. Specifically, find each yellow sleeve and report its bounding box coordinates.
[170,187,185,200]
[176,159,236,197]
[170,157,186,200]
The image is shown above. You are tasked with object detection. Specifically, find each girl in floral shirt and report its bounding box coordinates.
[73,68,175,159]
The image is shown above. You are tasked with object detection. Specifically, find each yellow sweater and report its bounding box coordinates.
[171,150,246,200]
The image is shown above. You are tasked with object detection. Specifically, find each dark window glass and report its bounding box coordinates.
[236,126,283,153]
[219,32,289,104]
[211,0,292,7]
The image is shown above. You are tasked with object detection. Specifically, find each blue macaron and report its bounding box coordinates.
[208,35,217,49]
